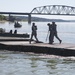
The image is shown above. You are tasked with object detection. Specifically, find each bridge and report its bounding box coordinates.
[0,12,31,24]
[0,5,75,23]
[31,5,75,15]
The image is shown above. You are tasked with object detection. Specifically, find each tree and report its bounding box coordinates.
[0,15,6,20]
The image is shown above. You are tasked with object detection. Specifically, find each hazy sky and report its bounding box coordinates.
[0,0,75,20]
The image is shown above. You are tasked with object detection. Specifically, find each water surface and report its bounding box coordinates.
[0,50,75,75]
[0,22,75,75]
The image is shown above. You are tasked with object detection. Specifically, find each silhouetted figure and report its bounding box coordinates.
[10,30,12,34]
[29,23,38,44]
[47,23,54,44]
[51,22,62,44]
[14,30,17,34]
[17,21,19,25]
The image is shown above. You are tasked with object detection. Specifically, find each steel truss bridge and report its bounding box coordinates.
[0,5,75,23]
[31,5,75,15]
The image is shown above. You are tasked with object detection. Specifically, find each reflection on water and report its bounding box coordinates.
[0,50,75,75]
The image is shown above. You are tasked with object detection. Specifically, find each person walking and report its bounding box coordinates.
[51,22,62,44]
[29,23,38,44]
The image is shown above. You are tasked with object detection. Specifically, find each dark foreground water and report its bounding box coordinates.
[0,50,75,75]
[0,22,75,75]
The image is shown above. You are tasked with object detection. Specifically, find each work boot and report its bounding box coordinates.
[29,40,31,44]
[60,40,62,44]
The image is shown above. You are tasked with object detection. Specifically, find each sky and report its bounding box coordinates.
[0,0,75,20]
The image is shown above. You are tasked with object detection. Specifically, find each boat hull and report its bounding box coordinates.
[0,33,29,38]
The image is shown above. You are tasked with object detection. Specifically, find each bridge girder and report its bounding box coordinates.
[31,5,75,15]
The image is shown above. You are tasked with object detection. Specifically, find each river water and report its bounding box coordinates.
[0,50,75,75]
[0,21,75,43]
[0,22,75,75]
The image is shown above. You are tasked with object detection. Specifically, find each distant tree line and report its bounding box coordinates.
[0,15,6,20]
[0,15,17,21]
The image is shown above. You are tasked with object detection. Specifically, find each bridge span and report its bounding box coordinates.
[31,5,75,15]
[0,5,75,24]
[0,12,31,24]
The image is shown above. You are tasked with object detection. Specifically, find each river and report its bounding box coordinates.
[0,21,75,43]
[0,22,75,75]
[0,50,75,75]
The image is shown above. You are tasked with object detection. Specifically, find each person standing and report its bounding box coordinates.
[51,22,62,44]
[29,23,38,44]
[47,23,54,44]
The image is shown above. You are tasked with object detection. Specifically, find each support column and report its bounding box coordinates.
[9,14,11,21]
[28,14,31,24]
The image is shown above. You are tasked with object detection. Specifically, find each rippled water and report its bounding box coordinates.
[0,22,75,75]
[0,50,75,75]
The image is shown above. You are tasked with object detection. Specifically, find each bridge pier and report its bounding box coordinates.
[28,14,31,24]
[8,13,32,24]
[9,14,15,22]
[9,14,11,21]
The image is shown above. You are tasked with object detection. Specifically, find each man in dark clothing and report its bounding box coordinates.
[52,22,62,44]
[47,23,54,44]
[29,23,38,44]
